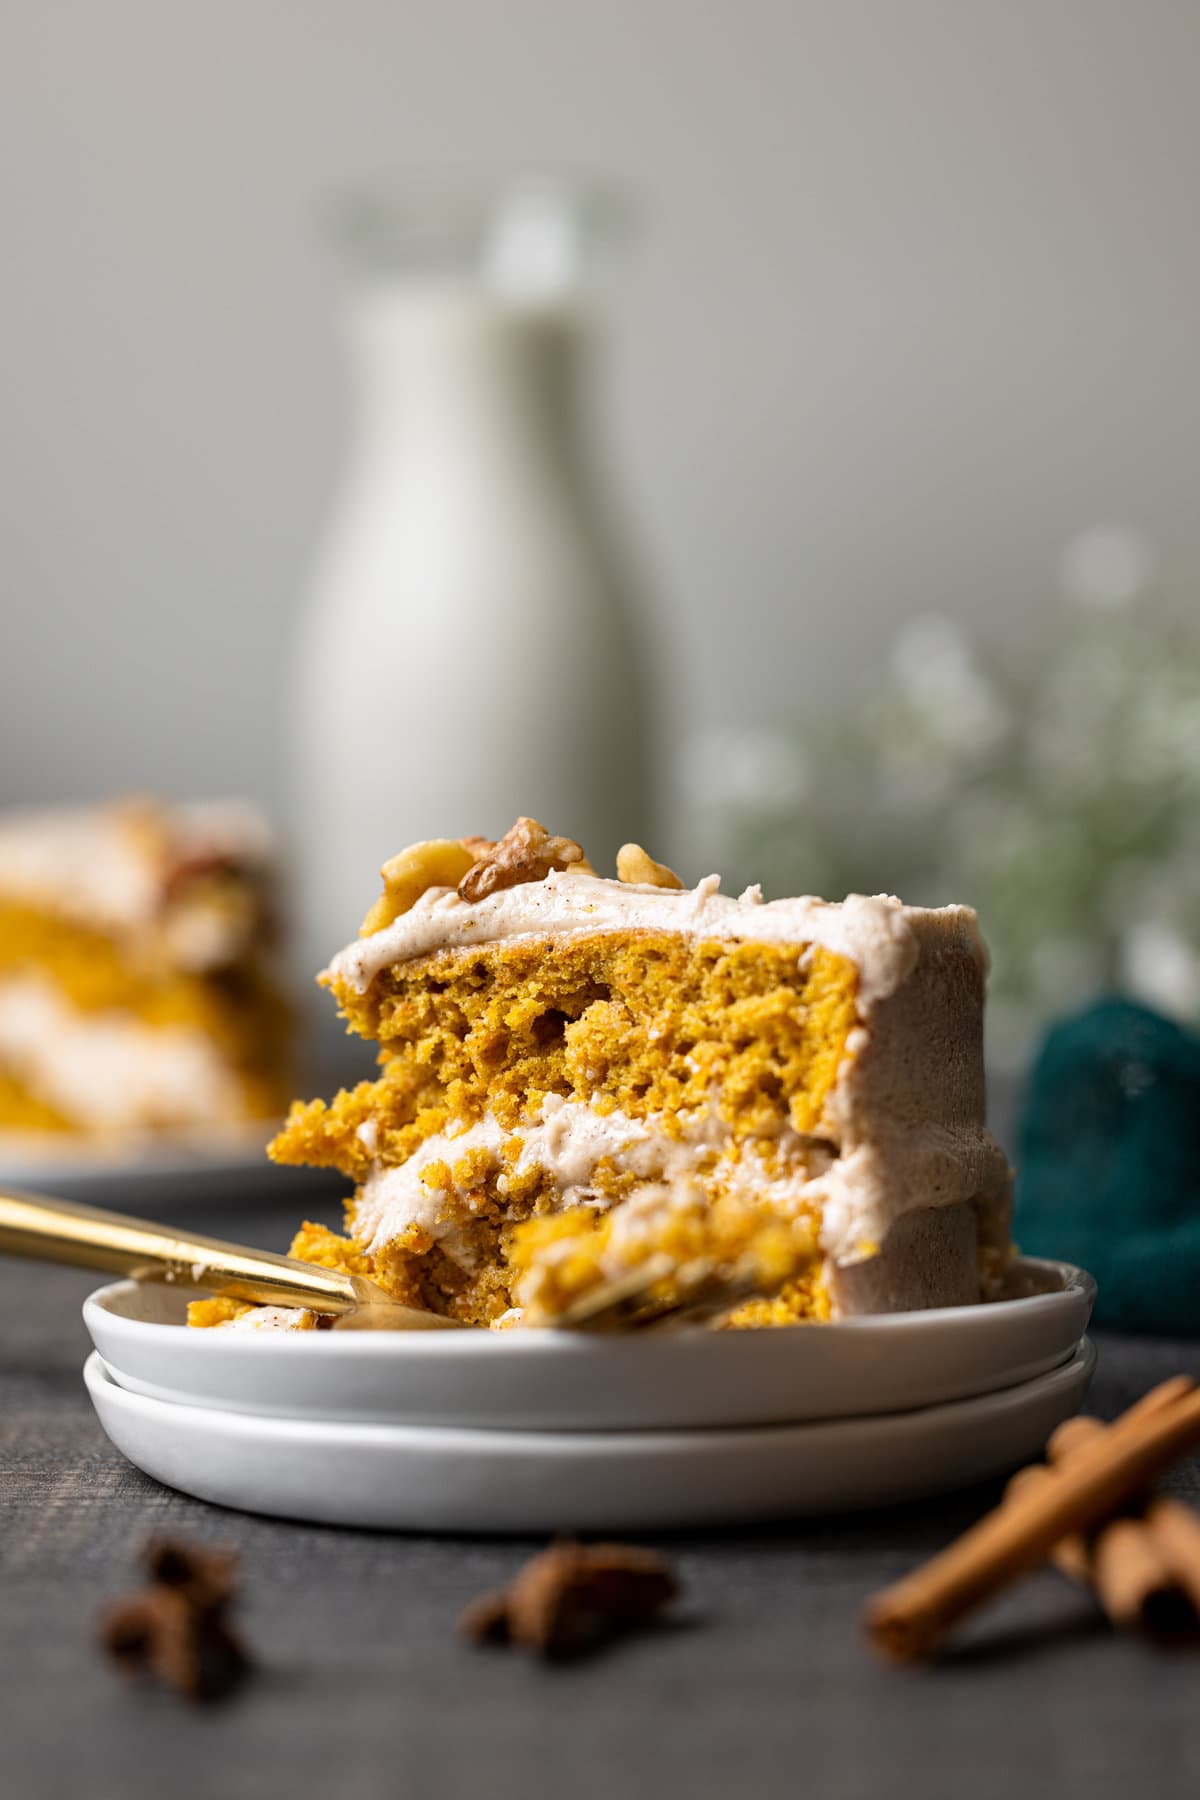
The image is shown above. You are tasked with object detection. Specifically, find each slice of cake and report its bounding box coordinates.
[248,818,1011,1331]
[0,798,293,1145]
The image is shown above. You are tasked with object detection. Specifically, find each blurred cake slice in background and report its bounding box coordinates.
[240,817,1012,1332]
[0,797,293,1149]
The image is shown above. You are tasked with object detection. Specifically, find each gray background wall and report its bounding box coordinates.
[3,1,1199,815]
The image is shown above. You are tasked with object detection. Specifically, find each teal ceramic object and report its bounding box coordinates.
[1015,998,1200,1334]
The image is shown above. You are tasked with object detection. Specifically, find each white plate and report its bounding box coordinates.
[84,1257,1095,1433]
[0,1131,342,1209]
[83,1339,1096,1532]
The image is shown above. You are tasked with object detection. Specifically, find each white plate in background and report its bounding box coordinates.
[83,1339,1096,1533]
[85,1257,1096,1433]
[0,1130,344,1210]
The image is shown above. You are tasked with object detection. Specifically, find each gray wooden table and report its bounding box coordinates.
[3,1187,1199,1800]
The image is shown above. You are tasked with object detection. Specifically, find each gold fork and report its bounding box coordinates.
[0,1188,777,1335]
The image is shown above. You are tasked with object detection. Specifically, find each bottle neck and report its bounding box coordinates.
[345,282,587,463]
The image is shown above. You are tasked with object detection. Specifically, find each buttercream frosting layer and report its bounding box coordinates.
[327,871,985,1012]
[351,1095,819,1263]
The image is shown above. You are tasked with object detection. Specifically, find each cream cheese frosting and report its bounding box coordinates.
[220,1305,312,1332]
[326,871,986,1011]
[348,1090,1004,1273]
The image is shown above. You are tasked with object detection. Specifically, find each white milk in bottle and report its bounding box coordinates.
[288,178,650,971]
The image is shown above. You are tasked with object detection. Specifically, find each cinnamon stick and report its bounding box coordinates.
[1042,1406,1186,1633]
[865,1376,1200,1661]
[1144,1498,1200,1615]
[1002,1464,1091,1583]
[1090,1518,1185,1633]
[1052,1374,1196,1445]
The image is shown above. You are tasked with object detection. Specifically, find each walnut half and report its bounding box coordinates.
[457,818,590,903]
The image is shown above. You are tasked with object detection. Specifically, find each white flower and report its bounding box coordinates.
[889,614,1009,755]
[1059,523,1157,610]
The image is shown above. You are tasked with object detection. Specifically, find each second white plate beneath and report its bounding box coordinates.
[84,1340,1096,1532]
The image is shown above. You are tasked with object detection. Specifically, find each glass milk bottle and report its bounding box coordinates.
[289,178,649,969]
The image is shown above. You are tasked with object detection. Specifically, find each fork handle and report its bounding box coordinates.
[0,1187,361,1315]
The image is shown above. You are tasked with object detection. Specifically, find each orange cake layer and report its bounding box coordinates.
[271,929,860,1322]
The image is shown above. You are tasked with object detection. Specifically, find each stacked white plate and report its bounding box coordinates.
[81,1256,1096,1533]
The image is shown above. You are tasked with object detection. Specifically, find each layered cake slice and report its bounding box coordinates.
[245,818,1011,1331]
[0,798,293,1144]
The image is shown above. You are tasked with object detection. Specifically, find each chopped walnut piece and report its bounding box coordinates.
[616,843,684,890]
[99,1536,251,1703]
[360,839,477,936]
[457,818,590,903]
[459,1540,678,1659]
[459,835,497,859]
